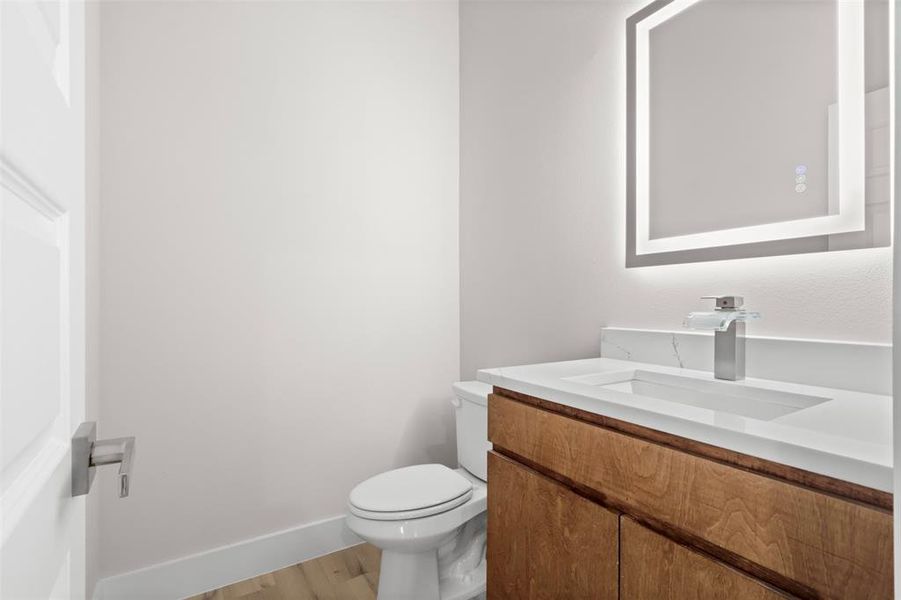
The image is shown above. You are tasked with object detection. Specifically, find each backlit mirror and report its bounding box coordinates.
[626,0,890,267]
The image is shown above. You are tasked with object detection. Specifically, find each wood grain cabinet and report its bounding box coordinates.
[487,452,619,599]
[620,517,791,600]
[487,389,894,600]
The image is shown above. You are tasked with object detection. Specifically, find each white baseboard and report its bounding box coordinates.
[94,515,362,600]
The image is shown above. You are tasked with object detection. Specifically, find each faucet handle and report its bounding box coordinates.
[701,295,744,310]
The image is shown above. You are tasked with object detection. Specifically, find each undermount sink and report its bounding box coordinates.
[563,369,830,421]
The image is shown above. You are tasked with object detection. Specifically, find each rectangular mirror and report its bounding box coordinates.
[626,0,890,267]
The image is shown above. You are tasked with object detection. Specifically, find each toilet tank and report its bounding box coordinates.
[452,381,493,481]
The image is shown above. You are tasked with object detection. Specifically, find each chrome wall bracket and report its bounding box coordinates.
[72,421,135,498]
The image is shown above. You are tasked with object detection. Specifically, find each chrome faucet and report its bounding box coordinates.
[683,296,761,381]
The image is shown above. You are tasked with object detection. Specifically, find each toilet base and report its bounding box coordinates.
[439,560,486,600]
[378,549,441,600]
[375,513,487,600]
[376,549,486,600]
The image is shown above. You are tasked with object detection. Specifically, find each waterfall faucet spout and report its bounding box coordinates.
[683,296,761,381]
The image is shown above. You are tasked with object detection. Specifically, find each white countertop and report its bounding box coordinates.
[478,357,893,493]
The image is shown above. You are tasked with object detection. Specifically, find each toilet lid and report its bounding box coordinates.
[348,464,473,521]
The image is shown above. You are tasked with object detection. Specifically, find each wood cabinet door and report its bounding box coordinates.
[620,517,793,600]
[487,452,618,599]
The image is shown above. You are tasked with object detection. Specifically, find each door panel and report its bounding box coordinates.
[620,517,792,600]
[0,0,86,597]
[1,180,64,474]
[487,452,619,599]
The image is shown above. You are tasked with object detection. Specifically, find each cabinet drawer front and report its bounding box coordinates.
[489,394,893,599]
[487,451,619,600]
[621,517,792,600]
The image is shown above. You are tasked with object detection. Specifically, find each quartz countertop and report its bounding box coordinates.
[478,357,893,493]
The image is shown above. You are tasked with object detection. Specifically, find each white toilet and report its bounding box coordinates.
[345,381,492,600]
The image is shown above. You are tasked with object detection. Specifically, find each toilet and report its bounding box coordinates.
[345,381,492,600]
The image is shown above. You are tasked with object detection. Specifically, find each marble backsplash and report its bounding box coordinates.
[600,327,892,396]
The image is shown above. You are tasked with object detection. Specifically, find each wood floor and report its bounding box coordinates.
[186,544,381,600]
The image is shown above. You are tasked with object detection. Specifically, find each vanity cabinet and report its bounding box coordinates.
[620,517,790,600]
[486,389,894,600]
[487,452,619,599]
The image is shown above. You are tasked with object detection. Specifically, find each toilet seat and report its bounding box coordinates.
[348,464,474,521]
[346,471,487,550]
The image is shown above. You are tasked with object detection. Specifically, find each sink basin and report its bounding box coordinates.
[563,369,830,421]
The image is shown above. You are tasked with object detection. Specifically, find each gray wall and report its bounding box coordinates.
[460,0,892,379]
[98,0,459,577]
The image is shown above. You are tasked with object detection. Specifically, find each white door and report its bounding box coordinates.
[0,0,87,598]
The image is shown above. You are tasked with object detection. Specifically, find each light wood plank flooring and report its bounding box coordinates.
[186,543,381,600]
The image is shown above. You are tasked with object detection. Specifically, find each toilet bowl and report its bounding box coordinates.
[345,381,491,600]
